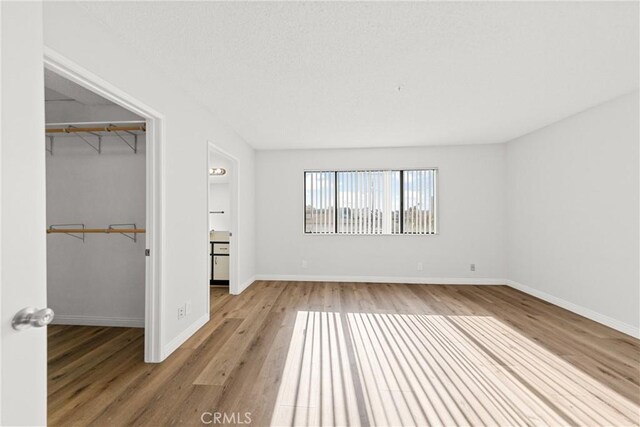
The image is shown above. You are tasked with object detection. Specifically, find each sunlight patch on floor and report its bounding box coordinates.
[271,311,639,427]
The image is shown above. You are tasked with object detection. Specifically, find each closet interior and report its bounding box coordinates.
[45,69,147,333]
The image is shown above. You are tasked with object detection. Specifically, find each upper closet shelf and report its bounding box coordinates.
[45,120,145,155]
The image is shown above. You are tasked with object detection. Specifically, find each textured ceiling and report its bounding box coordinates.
[78,1,639,150]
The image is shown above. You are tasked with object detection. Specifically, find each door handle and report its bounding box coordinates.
[12,307,55,330]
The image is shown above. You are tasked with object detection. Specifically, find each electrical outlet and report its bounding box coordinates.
[301,260,308,269]
[470,263,476,272]
[178,304,186,320]
[417,262,423,271]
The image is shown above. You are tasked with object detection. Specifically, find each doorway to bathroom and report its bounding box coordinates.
[207,143,239,295]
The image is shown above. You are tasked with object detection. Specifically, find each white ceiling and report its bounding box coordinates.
[79,2,639,150]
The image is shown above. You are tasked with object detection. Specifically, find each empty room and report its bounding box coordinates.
[1,1,638,426]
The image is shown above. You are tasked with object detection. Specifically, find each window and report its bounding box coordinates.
[304,169,437,235]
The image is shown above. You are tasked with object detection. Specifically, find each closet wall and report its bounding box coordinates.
[46,98,146,327]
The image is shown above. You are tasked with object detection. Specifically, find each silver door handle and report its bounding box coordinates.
[12,307,55,330]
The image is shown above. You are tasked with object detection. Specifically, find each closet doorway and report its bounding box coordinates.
[43,52,164,363]
[208,143,239,296]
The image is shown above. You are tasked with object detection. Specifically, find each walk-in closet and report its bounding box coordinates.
[45,69,147,335]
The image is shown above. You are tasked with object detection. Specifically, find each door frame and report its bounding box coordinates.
[0,3,4,418]
[207,141,240,296]
[43,47,166,363]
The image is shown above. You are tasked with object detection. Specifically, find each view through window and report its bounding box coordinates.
[304,169,437,235]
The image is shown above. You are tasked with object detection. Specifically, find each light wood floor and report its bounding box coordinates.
[48,282,640,426]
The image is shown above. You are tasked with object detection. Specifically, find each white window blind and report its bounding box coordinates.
[336,170,399,234]
[304,169,437,235]
[402,169,437,234]
[304,171,335,233]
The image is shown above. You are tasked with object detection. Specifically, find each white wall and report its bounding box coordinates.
[45,99,139,123]
[256,144,506,283]
[46,135,146,327]
[43,2,256,357]
[506,91,639,336]
[209,183,230,231]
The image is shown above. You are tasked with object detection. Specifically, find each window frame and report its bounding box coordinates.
[303,167,439,236]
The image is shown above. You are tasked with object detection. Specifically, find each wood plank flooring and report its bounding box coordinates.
[48,282,640,426]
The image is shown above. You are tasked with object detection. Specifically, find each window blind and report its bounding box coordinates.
[402,169,437,234]
[304,169,437,235]
[304,171,335,233]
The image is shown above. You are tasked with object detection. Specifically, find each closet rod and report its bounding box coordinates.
[46,125,146,134]
[47,228,145,234]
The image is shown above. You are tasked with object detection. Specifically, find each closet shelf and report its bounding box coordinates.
[45,125,146,134]
[47,229,146,234]
[45,121,145,155]
[47,223,144,243]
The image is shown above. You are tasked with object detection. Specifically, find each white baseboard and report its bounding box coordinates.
[162,313,209,359]
[506,280,640,339]
[235,275,256,295]
[52,315,144,328]
[255,274,506,285]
